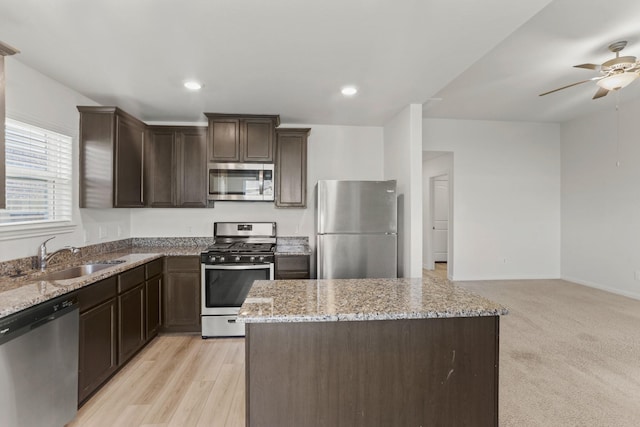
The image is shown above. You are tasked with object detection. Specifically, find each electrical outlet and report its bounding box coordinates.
[634,271,640,281]
[98,226,107,239]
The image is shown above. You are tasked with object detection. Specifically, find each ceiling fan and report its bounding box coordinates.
[539,41,640,99]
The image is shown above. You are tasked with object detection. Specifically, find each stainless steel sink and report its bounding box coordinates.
[41,261,125,281]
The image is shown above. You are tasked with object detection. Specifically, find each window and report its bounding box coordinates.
[1,119,72,226]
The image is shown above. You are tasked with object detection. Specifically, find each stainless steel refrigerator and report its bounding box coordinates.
[316,180,397,279]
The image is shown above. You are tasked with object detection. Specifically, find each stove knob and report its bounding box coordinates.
[209,255,216,262]
[219,256,225,262]
[234,256,241,262]
[249,256,256,262]
[258,256,265,262]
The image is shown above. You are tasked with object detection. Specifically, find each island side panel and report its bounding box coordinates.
[245,316,499,427]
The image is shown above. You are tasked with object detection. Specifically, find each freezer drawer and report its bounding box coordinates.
[317,234,397,279]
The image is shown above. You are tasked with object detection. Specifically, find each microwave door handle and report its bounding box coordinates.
[204,264,271,270]
[258,169,264,195]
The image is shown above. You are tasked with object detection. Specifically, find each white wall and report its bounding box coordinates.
[561,96,640,299]
[422,152,453,274]
[423,118,560,280]
[1,59,130,262]
[130,124,384,239]
[383,104,423,278]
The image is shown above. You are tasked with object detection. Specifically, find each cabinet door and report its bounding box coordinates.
[242,118,275,162]
[275,129,309,207]
[115,114,145,207]
[145,275,162,341]
[208,118,241,162]
[78,298,117,404]
[118,283,145,363]
[163,271,201,332]
[275,255,310,279]
[146,128,176,207]
[177,128,207,207]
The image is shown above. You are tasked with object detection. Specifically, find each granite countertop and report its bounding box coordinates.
[0,244,208,319]
[238,276,508,323]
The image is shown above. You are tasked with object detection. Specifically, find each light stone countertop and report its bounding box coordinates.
[0,245,207,319]
[238,276,508,323]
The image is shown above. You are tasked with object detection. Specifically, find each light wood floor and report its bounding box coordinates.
[68,336,245,427]
[70,275,640,427]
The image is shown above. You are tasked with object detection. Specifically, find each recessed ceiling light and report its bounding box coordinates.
[341,86,358,96]
[184,81,203,90]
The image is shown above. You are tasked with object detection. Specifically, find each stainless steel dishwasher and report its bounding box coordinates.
[0,294,79,427]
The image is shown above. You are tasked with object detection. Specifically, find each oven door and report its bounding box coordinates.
[201,263,274,314]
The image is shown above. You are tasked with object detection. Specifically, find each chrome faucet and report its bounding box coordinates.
[37,237,80,271]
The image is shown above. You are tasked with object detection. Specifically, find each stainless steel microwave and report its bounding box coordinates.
[208,163,274,201]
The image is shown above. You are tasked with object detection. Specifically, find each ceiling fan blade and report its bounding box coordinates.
[539,79,592,96]
[574,63,601,71]
[592,87,609,99]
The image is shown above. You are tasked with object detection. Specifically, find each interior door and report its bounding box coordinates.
[433,178,449,262]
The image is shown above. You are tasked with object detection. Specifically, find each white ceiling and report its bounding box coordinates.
[5,0,637,126]
[425,0,640,123]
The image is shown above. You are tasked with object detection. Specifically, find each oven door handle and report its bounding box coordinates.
[203,264,272,270]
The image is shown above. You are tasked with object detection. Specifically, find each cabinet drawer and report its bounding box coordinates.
[77,276,117,313]
[118,265,145,293]
[275,271,310,280]
[145,258,163,279]
[166,256,200,272]
[276,255,309,271]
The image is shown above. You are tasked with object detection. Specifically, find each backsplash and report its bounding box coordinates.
[1,236,309,278]
[0,239,133,278]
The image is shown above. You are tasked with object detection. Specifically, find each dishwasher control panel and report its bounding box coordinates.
[0,294,78,344]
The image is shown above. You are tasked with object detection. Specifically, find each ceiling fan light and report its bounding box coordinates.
[596,73,639,91]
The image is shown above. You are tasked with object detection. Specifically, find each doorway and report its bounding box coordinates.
[422,151,453,279]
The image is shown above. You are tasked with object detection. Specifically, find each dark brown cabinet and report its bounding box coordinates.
[118,270,146,364]
[76,260,162,405]
[205,113,280,163]
[275,128,310,208]
[275,255,310,279]
[162,256,201,333]
[145,259,163,341]
[78,106,146,208]
[146,126,207,208]
[77,277,118,404]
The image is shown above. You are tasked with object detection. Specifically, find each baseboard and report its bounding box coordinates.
[561,275,640,301]
[450,274,560,281]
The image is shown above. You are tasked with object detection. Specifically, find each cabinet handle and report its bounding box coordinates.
[227,319,236,324]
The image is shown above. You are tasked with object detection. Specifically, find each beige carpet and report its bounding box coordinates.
[445,277,640,426]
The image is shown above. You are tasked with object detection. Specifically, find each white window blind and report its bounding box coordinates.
[1,119,73,226]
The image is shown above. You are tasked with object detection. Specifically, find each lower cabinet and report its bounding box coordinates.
[78,296,117,404]
[275,255,310,279]
[162,256,201,333]
[145,275,162,340]
[118,283,145,364]
[76,258,164,406]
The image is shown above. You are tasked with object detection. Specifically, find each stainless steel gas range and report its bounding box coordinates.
[200,222,276,337]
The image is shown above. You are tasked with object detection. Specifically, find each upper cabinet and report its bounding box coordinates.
[78,106,146,208]
[146,126,207,208]
[0,41,19,210]
[275,128,310,208]
[205,113,280,163]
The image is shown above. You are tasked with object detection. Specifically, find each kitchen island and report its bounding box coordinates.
[238,276,508,427]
